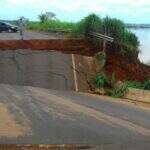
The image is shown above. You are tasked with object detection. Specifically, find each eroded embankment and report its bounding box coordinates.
[105,52,150,82]
[0,38,149,82]
[0,39,100,56]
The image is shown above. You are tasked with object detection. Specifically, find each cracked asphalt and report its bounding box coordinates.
[0,84,150,150]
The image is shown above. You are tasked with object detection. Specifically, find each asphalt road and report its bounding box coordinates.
[0,84,150,149]
[0,31,150,149]
[0,31,63,40]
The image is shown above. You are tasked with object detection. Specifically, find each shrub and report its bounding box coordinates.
[102,17,139,55]
[122,30,140,55]
[102,17,125,41]
[110,83,128,98]
[76,14,102,36]
[38,14,49,23]
[95,73,108,88]
[143,79,150,90]
[123,30,139,49]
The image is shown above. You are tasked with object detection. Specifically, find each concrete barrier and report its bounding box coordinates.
[124,88,150,103]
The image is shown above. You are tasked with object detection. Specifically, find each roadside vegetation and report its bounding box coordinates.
[27,21,76,31]
[27,13,149,98]
[95,73,150,98]
[27,13,139,55]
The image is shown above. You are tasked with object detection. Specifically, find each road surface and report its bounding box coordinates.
[0,31,63,40]
[0,84,150,149]
[0,31,150,149]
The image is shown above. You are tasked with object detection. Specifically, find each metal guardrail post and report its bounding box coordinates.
[90,32,114,43]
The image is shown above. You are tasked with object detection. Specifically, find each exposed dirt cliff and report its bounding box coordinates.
[105,52,150,82]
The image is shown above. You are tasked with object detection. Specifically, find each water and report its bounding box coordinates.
[130,28,150,64]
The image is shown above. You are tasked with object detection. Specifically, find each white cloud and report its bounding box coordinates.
[0,0,148,17]
[3,0,149,12]
[0,0,150,22]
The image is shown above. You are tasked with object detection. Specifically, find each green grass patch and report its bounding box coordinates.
[27,20,76,31]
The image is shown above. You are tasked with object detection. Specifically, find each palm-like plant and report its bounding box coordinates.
[38,14,48,23]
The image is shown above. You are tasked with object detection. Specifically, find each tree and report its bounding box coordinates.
[45,12,58,21]
[38,12,58,23]
[38,13,49,23]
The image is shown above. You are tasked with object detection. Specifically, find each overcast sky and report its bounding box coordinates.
[0,0,150,23]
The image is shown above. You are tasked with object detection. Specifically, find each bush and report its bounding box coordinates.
[95,73,129,98]
[143,79,150,90]
[123,30,139,49]
[102,17,139,55]
[76,14,102,36]
[110,83,128,98]
[38,14,49,23]
[95,73,108,88]
[122,30,140,55]
[102,17,125,41]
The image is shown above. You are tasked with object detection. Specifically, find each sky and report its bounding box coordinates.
[0,0,150,23]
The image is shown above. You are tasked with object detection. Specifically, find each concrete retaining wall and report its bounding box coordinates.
[125,88,150,103]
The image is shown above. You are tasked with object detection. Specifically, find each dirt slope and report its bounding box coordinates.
[105,52,150,82]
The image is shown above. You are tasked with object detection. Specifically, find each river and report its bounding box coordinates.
[130,28,150,64]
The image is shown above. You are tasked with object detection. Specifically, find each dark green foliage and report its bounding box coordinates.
[76,15,139,55]
[126,81,143,89]
[101,17,139,55]
[122,30,140,54]
[123,30,139,49]
[76,14,102,36]
[38,14,49,23]
[143,79,150,90]
[102,17,125,41]
[110,83,128,98]
[75,14,102,45]
[95,73,108,88]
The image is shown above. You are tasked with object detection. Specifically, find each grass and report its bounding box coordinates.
[27,20,76,31]
[126,80,150,90]
[27,14,140,55]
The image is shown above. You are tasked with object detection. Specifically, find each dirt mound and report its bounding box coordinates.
[105,52,150,82]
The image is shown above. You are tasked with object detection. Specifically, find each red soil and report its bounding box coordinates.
[0,39,149,82]
[105,52,150,82]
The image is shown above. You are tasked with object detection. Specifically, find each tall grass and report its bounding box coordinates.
[75,15,139,55]
[27,14,140,55]
[75,14,102,35]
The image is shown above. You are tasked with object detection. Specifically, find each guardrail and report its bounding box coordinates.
[90,32,114,42]
[45,29,114,42]
[47,28,73,33]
